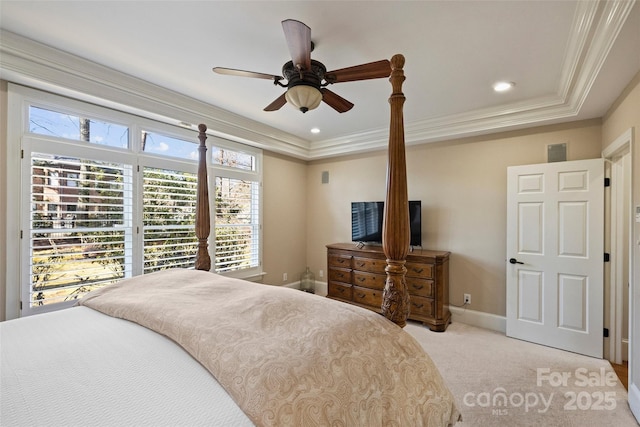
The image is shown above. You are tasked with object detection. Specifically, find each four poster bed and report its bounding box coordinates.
[1,56,460,426]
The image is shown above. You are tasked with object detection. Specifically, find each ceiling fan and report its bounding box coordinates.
[213,19,392,114]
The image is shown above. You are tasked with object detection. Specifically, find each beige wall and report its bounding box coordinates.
[0,73,634,322]
[261,152,308,286]
[306,120,603,316]
[603,71,640,145]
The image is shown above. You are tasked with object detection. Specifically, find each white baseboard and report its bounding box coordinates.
[284,281,300,290]
[629,382,640,424]
[448,305,507,334]
[284,281,327,296]
[303,285,507,333]
[314,281,328,296]
[291,290,507,332]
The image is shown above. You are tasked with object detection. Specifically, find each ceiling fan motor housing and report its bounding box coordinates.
[282,59,327,90]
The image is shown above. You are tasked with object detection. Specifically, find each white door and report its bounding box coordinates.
[506,158,604,358]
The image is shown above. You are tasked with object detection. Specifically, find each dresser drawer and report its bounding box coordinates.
[353,271,385,290]
[352,285,383,308]
[353,257,386,274]
[328,253,352,269]
[409,295,434,317]
[328,268,351,284]
[327,243,451,332]
[328,282,352,300]
[407,277,433,298]
[406,262,433,279]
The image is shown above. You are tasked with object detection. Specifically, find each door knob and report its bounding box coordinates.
[509,258,524,265]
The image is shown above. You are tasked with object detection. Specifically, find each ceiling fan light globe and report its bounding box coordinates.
[285,85,322,113]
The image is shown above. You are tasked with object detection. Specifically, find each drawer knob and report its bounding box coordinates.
[356,293,366,299]
[413,268,424,274]
[357,277,365,282]
[414,303,424,309]
[412,284,424,290]
[356,262,365,267]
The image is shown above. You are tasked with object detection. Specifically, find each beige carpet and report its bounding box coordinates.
[405,321,638,426]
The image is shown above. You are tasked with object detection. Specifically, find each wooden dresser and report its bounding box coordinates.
[326,243,451,331]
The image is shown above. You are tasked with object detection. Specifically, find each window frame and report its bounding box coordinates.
[208,135,263,280]
[21,135,137,315]
[7,84,263,317]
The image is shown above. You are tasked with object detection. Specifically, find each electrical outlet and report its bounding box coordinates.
[319,269,324,278]
[283,272,288,282]
[464,293,471,305]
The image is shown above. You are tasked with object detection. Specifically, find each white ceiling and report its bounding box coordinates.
[1,1,639,158]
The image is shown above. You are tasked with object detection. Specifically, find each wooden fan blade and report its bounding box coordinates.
[213,67,281,80]
[264,93,288,111]
[321,88,354,113]
[281,19,311,71]
[325,59,391,83]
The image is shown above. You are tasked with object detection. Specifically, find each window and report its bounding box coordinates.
[211,147,255,171]
[209,141,261,275]
[214,176,260,272]
[29,106,129,148]
[143,167,198,273]
[29,152,132,307]
[12,85,263,316]
[142,130,198,160]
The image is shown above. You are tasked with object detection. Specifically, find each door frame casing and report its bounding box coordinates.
[602,128,636,421]
[603,131,632,364]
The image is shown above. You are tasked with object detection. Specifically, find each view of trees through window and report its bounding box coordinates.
[30,152,131,306]
[143,167,198,273]
[214,177,259,272]
[25,103,261,310]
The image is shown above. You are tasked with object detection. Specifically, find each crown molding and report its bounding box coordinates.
[310,0,634,159]
[0,29,311,159]
[0,0,634,161]
[565,0,638,113]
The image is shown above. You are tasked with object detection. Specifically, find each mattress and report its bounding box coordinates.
[0,306,253,427]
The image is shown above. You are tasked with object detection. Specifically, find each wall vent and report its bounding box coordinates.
[547,143,567,163]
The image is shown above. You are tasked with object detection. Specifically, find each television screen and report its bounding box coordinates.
[408,200,422,247]
[351,201,422,247]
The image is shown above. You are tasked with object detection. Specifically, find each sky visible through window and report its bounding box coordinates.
[29,106,128,149]
[142,131,198,160]
[29,106,199,160]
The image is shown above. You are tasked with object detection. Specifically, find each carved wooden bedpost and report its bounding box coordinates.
[381,54,410,327]
[195,124,211,271]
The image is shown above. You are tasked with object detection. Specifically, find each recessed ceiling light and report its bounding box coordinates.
[310,127,320,134]
[493,81,515,92]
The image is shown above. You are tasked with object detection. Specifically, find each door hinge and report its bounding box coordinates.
[604,177,611,187]
[21,149,24,159]
[604,328,609,338]
[604,253,610,262]
[20,230,23,239]
[19,301,22,310]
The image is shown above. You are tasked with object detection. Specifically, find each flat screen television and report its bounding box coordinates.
[351,201,422,247]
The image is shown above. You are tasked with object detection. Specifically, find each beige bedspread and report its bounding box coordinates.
[80,269,460,426]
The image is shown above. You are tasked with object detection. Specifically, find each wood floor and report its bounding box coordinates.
[611,361,629,390]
